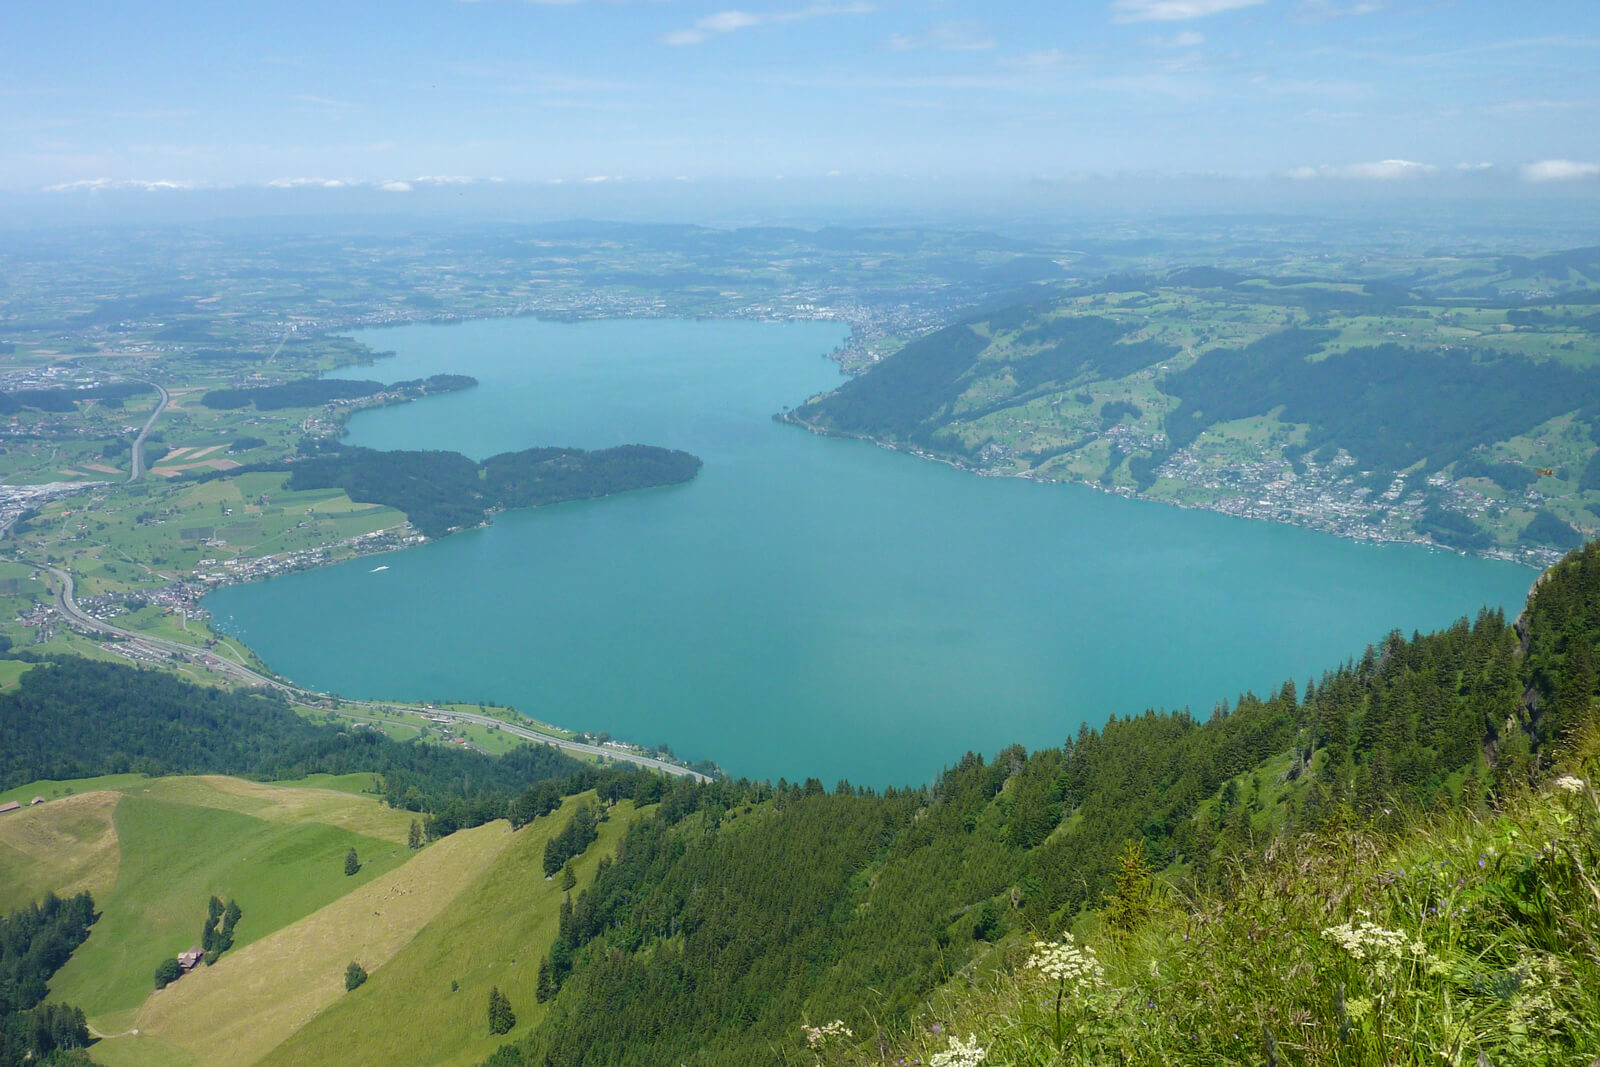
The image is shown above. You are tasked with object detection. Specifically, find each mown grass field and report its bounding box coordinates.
[257,797,639,1067]
[0,790,123,914]
[33,776,416,1031]
[95,820,520,1067]
[1,773,640,1065]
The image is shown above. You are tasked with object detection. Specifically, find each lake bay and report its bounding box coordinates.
[206,318,1537,786]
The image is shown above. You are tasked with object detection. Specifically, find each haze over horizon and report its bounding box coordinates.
[4,0,1599,225]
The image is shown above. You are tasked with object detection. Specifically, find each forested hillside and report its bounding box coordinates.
[0,656,593,829]
[787,277,1600,560]
[477,545,1600,1066]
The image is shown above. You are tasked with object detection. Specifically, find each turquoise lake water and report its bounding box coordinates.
[205,317,1538,786]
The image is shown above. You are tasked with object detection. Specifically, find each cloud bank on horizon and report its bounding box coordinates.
[2,0,1597,199]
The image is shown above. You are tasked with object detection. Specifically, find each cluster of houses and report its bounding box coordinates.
[0,796,46,815]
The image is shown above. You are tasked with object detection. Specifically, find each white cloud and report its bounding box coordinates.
[42,177,194,192]
[1521,159,1600,182]
[1343,158,1436,179]
[664,3,872,45]
[888,22,995,51]
[379,180,413,192]
[1111,0,1265,23]
[414,175,475,185]
[267,176,349,188]
[1286,159,1439,180]
[1455,162,1494,172]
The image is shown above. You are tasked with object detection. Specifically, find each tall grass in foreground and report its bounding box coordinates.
[811,731,1600,1066]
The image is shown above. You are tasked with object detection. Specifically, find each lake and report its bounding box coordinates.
[206,317,1537,786]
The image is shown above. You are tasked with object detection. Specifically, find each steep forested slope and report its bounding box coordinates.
[0,657,588,823]
[481,545,1600,1066]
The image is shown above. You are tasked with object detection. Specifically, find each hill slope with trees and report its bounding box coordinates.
[788,278,1600,562]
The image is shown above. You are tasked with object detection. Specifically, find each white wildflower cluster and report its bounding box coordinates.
[1508,956,1576,1042]
[802,1019,852,1050]
[1026,934,1105,992]
[1554,776,1587,794]
[1321,920,1414,962]
[1322,920,1430,978]
[928,1034,987,1067]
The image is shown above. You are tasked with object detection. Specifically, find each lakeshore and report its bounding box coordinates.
[206,317,1537,786]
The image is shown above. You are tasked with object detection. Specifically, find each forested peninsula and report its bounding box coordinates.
[287,441,703,538]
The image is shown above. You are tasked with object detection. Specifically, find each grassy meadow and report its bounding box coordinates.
[257,796,640,1067]
[1,776,417,1034]
[0,771,638,1066]
[874,735,1600,1067]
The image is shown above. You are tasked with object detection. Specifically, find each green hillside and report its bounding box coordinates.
[10,547,1600,1064]
[258,796,639,1067]
[789,277,1600,562]
[877,735,1600,1066]
[96,819,521,1067]
[477,543,1600,1066]
[45,777,416,1029]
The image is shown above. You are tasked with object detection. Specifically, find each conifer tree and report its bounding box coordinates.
[488,986,516,1035]
[1104,839,1153,933]
[536,957,553,1003]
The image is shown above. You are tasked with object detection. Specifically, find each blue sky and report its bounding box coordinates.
[3,0,1598,200]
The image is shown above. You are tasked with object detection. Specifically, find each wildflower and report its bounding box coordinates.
[928,1034,986,1067]
[1345,996,1373,1020]
[1025,935,1105,992]
[1321,920,1410,963]
[1322,920,1421,979]
[802,1019,852,1049]
[1555,776,1586,794]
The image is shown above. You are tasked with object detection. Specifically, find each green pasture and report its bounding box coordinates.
[259,797,640,1067]
[49,786,412,1024]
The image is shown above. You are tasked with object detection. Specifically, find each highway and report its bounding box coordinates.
[128,384,171,481]
[31,559,709,781]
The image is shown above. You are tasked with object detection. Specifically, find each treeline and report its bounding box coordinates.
[0,657,588,823]
[491,545,1600,1066]
[0,893,95,1066]
[288,442,702,538]
[1161,330,1600,473]
[201,379,385,410]
[792,324,988,441]
[1451,452,1538,492]
[0,382,153,415]
[793,316,1176,449]
[201,373,476,411]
